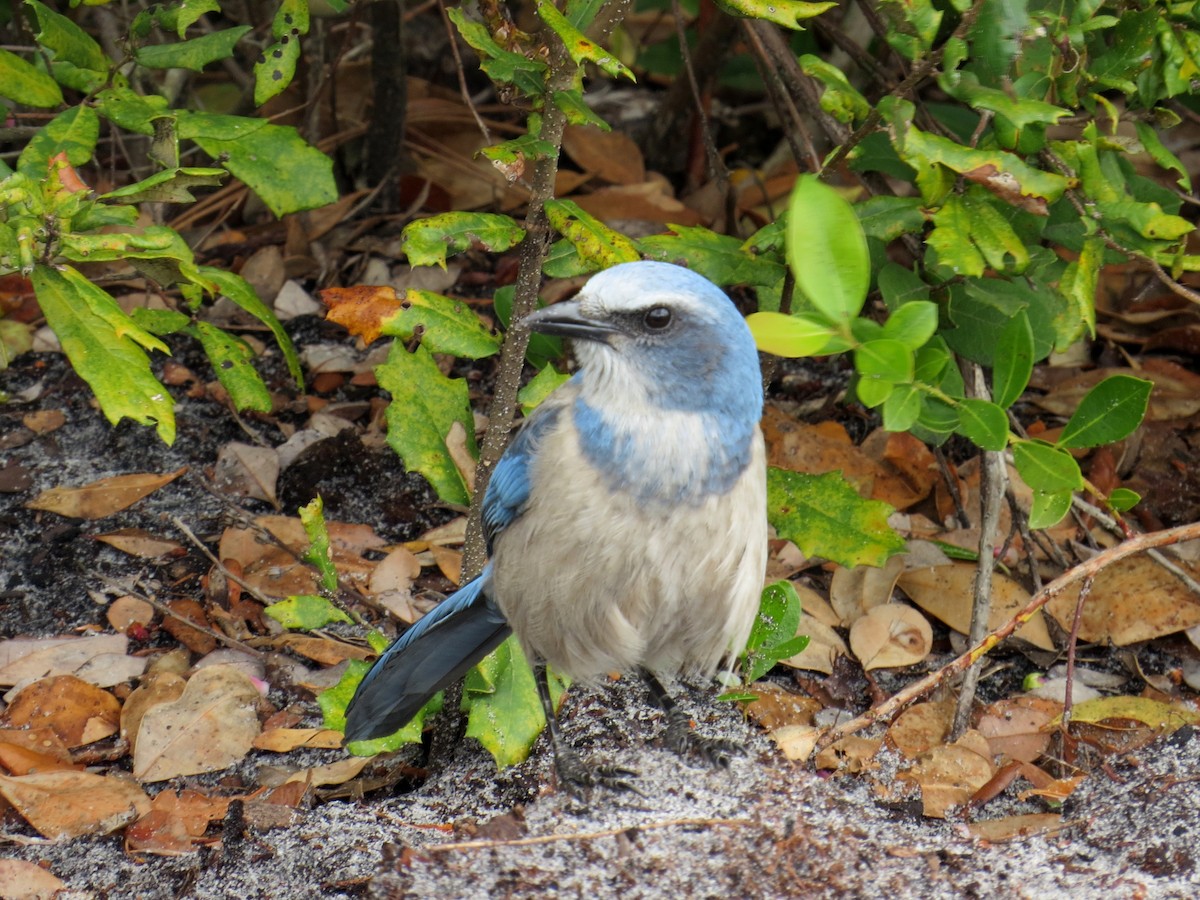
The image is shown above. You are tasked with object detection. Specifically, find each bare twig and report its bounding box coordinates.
[814,520,1200,752]
[1060,574,1094,731]
[1072,495,1200,596]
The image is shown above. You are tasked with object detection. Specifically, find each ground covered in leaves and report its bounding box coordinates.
[2,319,1200,898]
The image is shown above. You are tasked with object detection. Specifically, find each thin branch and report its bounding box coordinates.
[1071,495,1200,596]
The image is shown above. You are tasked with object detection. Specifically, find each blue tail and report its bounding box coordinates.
[343,565,511,743]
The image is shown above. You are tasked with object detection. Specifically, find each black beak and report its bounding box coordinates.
[522,300,620,344]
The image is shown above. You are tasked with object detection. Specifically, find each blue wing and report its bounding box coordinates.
[344,396,566,744]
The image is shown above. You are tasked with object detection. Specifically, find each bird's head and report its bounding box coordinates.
[521,261,762,420]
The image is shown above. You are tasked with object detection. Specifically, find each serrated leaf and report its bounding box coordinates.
[767,468,905,568]
[928,189,1029,278]
[99,167,226,204]
[1134,121,1191,192]
[199,266,303,386]
[799,53,870,123]
[31,264,175,443]
[464,637,564,768]
[0,48,64,108]
[545,198,640,267]
[786,175,869,324]
[640,226,787,306]
[1057,375,1152,449]
[746,311,838,357]
[180,113,337,216]
[18,106,100,177]
[448,7,547,95]
[26,0,107,76]
[402,213,526,268]
[298,496,339,593]
[135,26,251,71]
[378,289,502,359]
[1013,441,1082,492]
[535,1,633,80]
[265,595,351,630]
[187,321,272,414]
[376,343,474,505]
[992,309,1034,409]
[956,398,1009,451]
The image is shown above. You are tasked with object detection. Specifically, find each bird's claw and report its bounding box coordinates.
[664,709,746,768]
[554,750,642,797]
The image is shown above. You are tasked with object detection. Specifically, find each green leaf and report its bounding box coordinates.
[94,87,172,136]
[746,311,838,358]
[882,301,938,350]
[882,383,922,432]
[377,289,502,359]
[464,637,563,768]
[855,339,913,383]
[1028,490,1073,530]
[299,496,339,593]
[1107,487,1141,512]
[877,263,931,312]
[955,398,1009,451]
[135,26,251,71]
[928,189,1030,278]
[856,196,927,244]
[551,89,612,128]
[711,0,836,30]
[1057,375,1152,450]
[198,266,303,387]
[0,48,64,108]
[26,0,107,89]
[640,226,787,305]
[448,7,548,95]
[17,105,100,177]
[254,33,302,106]
[376,343,475,505]
[401,213,526,268]
[786,175,869,325]
[992,309,1034,409]
[31,264,175,443]
[535,1,634,80]
[1134,121,1191,192]
[545,199,641,267]
[188,321,272,414]
[265,595,351,630]
[1013,441,1082,492]
[943,277,1057,367]
[799,54,870,123]
[100,167,227,204]
[181,113,337,217]
[767,468,905,568]
[492,287,563,368]
[518,364,570,415]
[324,661,439,755]
[743,581,809,682]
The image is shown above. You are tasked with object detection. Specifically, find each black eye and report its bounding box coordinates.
[644,306,672,329]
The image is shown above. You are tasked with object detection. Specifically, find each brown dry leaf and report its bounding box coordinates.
[161,599,218,654]
[0,727,77,776]
[431,545,463,586]
[132,665,262,783]
[445,421,476,496]
[0,770,151,839]
[814,735,881,773]
[900,731,996,818]
[744,682,822,730]
[368,546,422,595]
[573,182,703,227]
[860,430,939,509]
[22,409,66,435]
[319,284,402,344]
[106,595,155,634]
[1046,555,1200,645]
[1018,775,1086,803]
[829,557,906,625]
[271,634,373,666]
[976,696,1060,763]
[562,125,645,184]
[94,528,185,559]
[124,788,232,856]
[213,442,280,507]
[790,581,839,627]
[0,858,66,898]
[252,727,344,752]
[887,700,954,758]
[0,634,134,688]
[768,725,822,761]
[779,615,847,674]
[966,813,1064,842]
[411,516,468,548]
[283,755,370,788]
[4,675,120,748]
[120,672,187,753]
[24,466,187,519]
[761,408,880,494]
[848,604,932,670]
[897,565,1057,652]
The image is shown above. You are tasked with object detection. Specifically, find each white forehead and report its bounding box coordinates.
[577,261,730,319]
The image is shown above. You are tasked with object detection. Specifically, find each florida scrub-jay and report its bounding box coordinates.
[343,260,767,790]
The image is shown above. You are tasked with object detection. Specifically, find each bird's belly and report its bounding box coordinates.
[490,430,767,680]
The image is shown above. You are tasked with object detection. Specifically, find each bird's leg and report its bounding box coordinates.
[535,665,639,795]
[640,669,745,767]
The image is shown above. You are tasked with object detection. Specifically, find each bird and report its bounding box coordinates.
[343,260,768,791]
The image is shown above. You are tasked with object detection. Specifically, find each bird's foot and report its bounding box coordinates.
[553,746,641,797]
[663,707,746,768]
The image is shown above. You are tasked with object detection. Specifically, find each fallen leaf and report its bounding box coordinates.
[283,755,370,787]
[0,727,76,775]
[899,732,996,818]
[0,634,129,687]
[778,614,847,674]
[106,595,156,634]
[744,682,822,730]
[161,599,217,654]
[24,467,187,519]
[124,789,231,856]
[887,700,954,759]
[829,557,906,625]
[813,735,881,773]
[562,124,646,185]
[22,409,66,435]
[120,672,187,753]
[897,565,1056,652]
[133,665,262,782]
[213,442,280,506]
[94,528,185,560]
[0,770,150,839]
[966,813,1064,842]
[4,675,121,747]
[848,604,932,670]
[976,696,1060,763]
[252,727,344,752]
[271,634,373,666]
[768,724,822,761]
[0,858,67,899]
